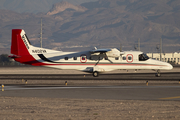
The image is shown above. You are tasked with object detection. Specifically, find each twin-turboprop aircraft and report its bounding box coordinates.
[10,29,173,77]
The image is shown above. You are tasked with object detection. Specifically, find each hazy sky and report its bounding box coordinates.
[0,0,98,13]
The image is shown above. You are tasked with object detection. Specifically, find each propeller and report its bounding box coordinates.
[95,52,113,65]
[103,53,113,64]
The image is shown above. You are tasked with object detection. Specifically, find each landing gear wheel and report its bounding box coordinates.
[155,73,161,77]
[93,71,99,77]
[155,71,161,77]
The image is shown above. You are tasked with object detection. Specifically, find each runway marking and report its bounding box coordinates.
[159,96,180,100]
[1,85,180,91]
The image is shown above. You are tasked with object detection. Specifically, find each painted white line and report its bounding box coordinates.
[1,86,180,91]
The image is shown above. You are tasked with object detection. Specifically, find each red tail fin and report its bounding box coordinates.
[10,29,40,65]
[11,29,30,56]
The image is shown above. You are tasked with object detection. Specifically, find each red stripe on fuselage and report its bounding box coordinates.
[17,57,167,67]
[39,63,166,67]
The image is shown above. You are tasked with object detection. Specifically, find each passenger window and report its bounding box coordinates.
[65,57,68,60]
[82,56,86,60]
[115,57,119,60]
[123,56,126,60]
[128,56,132,60]
[73,57,77,60]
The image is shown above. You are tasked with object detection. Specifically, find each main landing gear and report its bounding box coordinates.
[93,71,99,77]
[155,70,161,77]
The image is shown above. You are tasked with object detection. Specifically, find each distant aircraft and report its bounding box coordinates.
[9,29,173,77]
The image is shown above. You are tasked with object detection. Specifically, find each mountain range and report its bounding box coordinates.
[0,0,180,54]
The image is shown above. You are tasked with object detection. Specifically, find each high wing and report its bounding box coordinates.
[90,48,121,58]
[90,49,111,53]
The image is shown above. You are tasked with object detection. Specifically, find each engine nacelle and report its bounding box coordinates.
[106,48,120,58]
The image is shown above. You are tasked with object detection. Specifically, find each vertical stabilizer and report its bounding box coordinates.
[11,29,31,56]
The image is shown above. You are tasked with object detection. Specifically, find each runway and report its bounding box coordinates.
[0,72,180,80]
[1,85,180,100]
[0,67,180,101]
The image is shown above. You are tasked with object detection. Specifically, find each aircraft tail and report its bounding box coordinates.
[11,29,59,57]
[10,29,59,65]
[11,29,32,56]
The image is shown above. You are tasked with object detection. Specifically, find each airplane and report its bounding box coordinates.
[9,29,173,77]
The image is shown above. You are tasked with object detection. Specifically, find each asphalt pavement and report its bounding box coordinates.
[0,67,180,101]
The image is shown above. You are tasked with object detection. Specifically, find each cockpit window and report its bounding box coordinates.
[139,53,149,61]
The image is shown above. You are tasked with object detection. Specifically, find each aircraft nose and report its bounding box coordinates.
[166,63,173,70]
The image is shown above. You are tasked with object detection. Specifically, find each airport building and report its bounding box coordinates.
[147,52,180,64]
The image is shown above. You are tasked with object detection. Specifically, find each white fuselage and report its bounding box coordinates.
[31,50,173,73]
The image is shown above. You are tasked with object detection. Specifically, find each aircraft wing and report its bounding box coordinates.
[90,49,111,53]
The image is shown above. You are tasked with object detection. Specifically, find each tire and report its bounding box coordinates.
[93,71,99,77]
[155,73,161,77]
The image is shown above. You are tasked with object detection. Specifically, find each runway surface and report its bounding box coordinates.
[1,85,180,101]
[1,72,180,80]
[0,67,180,101]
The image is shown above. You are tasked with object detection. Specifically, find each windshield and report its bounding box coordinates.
[139,53,149,61]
